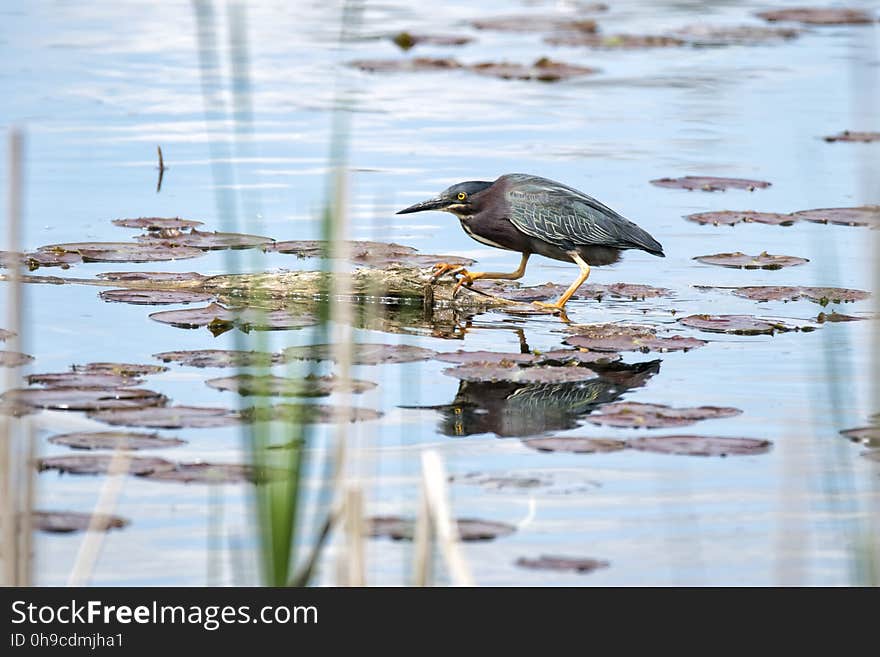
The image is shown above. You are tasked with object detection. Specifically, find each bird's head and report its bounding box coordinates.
[396,180,493,217]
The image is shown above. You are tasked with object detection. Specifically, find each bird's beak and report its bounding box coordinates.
[396,197,449,214]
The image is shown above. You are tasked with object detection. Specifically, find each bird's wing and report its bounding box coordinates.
[503,175,664,256]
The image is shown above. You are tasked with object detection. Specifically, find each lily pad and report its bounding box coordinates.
[17,250,83,269]
[678,314,803,335]
[112,217,204,230]
[587,402,742,428]
[48,431,185,450]
[756,8,875,25]
[651,176,771,191]
[154,349,281,368]
[546,33,685,48]
[368,516,516,541]
[693,252,808,270]
[580,283,672,300]
[96,271,207,283]
[471,15,599,33]
[99,289,214,305]
[469,58,599,81]
[143,463,264,484]
[3,387,166,412]
[730,286,870,304]
[269,239,413,258]
[840,427,880,448]
[534,350,622,365]
[37,454,176,476]
[685,210,796,226]
[823,131,880,143]
[791,206,880,228]
[516,555,610,574]
[27,371,137,388]
[626,435,772,456]
[206,373,376,397]
[38,242,204,263]
[0,351,34,367]
[72,362,168,376]
[391,32,473,50]
[350,57,463,73]
[282,343,436,365]
[564,324,707,353]
[242,403,382,424]
[522,436,628,453]
[672,24,800,46]
[140,229,274,250]
[443,364,599,384]
[435,351,537,365]
[88,405,242,429]
[149,303,315,335]
[33,510,129,533]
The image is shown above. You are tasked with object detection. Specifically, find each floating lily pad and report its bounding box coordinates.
[2,387,166,411]
[391,32,474,50]
[443,364,599,384]
[823,131,880,143]
[693,252,808,270]
[757,8,875,25]
[140,229,274,250]
[651,176,771,191]
[678,314,802,335]
[816,311,864,323]
[48,431,185,450]
[0,329,13,341]
[587,402,742,428]
[580,282,672,300]
[282,343,436,365]
[534,350,622,365]
[99,289,214,305]
[242,403,382,424]
[112,217,204,230]
[626,435,772,456]
[22,250,83,269]
[672,24,800,46]
[471,15,599,33]
[729,286,870,304]
[0,351,34,367]
[33,510,129,533]
[88,405,241,429]
[37,454,176,476]
[435,351,537,365]
[840,427,880,448]
[149,303,315,335]
[71,362,168,376]
[470,58,599,81]
[27,371,137,388]
[268,239,414,258]
[791,206,880,228]
[205,373,376,397]
[354,251,473,268]
[143,463,264,484]
[564,324,706,353]
[154,349,281,368]
[368,516,516,541]
[97,271,207,283]
[38,242,204,263]
[546,33,685,48]
[516,555,609,574]
[523,436,628,453]
[685,210,796,226]
[350,57,463,73]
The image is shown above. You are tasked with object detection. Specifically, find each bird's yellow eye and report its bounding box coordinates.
[457,192,467,201]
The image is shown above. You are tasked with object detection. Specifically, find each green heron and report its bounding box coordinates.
[397,173,664,311]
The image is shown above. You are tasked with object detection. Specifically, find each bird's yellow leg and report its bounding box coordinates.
[450,253,530,294]
[533,252,590,312]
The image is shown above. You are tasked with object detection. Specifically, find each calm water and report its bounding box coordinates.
[1,0,879,585]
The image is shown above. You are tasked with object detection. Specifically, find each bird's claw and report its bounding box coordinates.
[531,300,564,314]
[430,262,467,283]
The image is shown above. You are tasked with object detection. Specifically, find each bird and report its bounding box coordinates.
[396,173,664,312]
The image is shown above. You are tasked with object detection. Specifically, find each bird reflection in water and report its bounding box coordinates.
[433,359,661,438]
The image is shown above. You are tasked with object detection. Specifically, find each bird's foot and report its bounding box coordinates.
[430,262,468,283]
[531,300,565,313]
